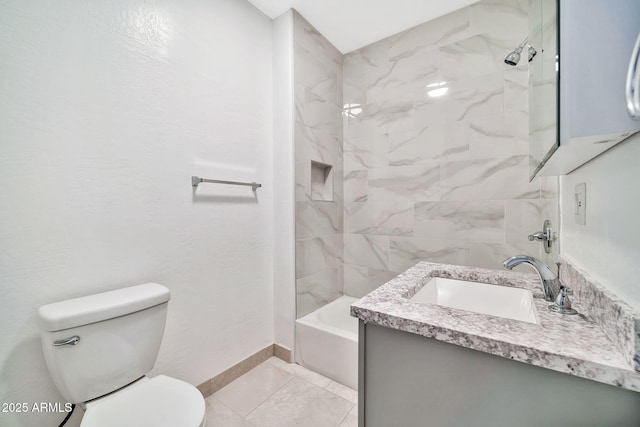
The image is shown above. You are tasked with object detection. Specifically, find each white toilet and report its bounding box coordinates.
[38,283,206,427]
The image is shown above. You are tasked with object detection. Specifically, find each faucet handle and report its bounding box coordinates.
[528,232,546,241]
[549,286,578,315]
[528,219,557,254]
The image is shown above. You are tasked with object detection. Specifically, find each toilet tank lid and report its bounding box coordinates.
[38,283,170,332]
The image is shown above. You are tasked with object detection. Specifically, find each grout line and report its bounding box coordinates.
[284,375,356,425]
[207,396,252,423]
[280,364,356,405]
[222,358,358,424]
[335,404,355,427]
[242,374,295,420]
[327,391,358,405]
[244,414,258,426]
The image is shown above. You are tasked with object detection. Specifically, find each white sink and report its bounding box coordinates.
[410,277,539,324]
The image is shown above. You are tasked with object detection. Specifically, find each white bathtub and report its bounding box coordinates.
[295,296,359,390]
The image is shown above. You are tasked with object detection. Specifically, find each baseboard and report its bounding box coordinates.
[196,343,292,398]
[274,342,292,363]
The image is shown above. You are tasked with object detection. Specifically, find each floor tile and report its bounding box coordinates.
[204,397,254,427]
[246,377,354,427]
[265,357,332,388]
[338,405,358,427]
[325,380,358,404]
[213,361,294,417]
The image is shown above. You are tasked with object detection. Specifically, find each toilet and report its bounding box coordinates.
[38,283,206,427]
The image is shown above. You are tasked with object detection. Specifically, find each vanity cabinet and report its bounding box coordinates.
[530,0,640,178]
[358,322,640,427]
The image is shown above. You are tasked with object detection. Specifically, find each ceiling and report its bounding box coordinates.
[246,0,480,53]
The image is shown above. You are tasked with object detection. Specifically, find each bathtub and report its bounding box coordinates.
[295,295,359,390]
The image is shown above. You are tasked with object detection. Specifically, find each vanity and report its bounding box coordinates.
[351,261,640,427]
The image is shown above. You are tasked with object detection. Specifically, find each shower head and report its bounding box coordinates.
[504,48,522,66]
[504,37,529,66]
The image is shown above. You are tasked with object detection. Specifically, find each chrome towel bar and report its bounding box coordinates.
[191,176,262,191]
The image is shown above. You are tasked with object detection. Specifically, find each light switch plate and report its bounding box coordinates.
[575,183,586,225]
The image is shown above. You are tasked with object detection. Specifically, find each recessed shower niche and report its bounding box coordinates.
[310,161,334,201]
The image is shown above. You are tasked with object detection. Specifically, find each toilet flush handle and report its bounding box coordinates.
[53,336,80,346]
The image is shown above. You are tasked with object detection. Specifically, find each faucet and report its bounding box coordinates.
[503,255,577,315]
[502,255,561,302]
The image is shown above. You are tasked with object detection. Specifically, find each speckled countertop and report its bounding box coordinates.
[350,262,640,392]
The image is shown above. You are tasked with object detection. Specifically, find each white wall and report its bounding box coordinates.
[272,10,296,355]
[560,134,640,310]
[0,1,274,426]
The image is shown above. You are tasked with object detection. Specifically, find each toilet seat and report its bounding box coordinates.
[81,375,206,427]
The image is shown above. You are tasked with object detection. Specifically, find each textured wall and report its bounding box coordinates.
[293,12,345,318]
[342,0,555,297]
[0,1,274,425]
[560,134,640,310]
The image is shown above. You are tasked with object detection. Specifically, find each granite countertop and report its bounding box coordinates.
[350,261,640,392]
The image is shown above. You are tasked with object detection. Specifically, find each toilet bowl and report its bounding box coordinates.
[38,283,206,427]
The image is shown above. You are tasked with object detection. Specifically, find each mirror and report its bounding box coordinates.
[528,0,640,179]
[528,0,558,180]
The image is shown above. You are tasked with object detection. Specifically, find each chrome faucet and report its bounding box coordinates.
[503,255,577,315]
[502,255,561,302]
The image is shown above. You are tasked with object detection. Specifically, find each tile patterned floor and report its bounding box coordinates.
[206,357,358,427]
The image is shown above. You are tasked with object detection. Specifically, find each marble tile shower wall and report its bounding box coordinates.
[342,0,558,297]
[294,12,345,318]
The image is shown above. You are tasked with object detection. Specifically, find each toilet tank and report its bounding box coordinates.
[38,283,171,403]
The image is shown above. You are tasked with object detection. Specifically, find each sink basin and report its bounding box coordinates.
[410,277,539,324]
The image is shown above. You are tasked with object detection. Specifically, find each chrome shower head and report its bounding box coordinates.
[504,37,528,66]
[504,48,522,66]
